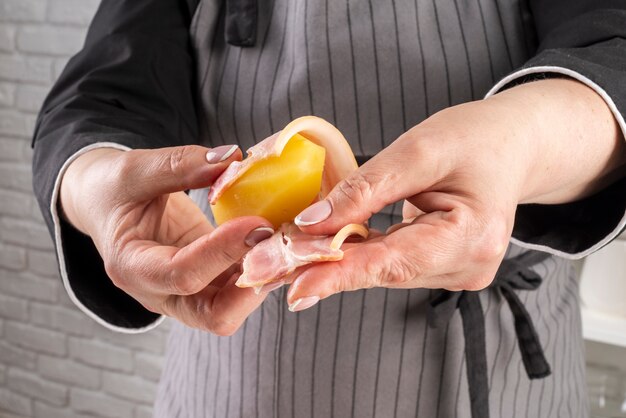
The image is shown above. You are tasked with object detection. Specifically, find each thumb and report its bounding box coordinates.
[294,139,423,234]
[120,144,241,201]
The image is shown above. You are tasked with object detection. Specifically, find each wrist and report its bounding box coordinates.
[486,78,625,205]
[60,148,124,235]
[481,87,543,204]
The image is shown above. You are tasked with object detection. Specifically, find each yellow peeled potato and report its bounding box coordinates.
[211,134,326,228]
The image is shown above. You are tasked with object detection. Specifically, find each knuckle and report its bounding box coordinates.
[208,317,240,337]
[168,146,187,178]
[361,246,386,287]
[364,242,418,287]
[447,205,472,232]
[471,216,509,265]
[167,268,203,295]
[336,172,374,209]
[447,206,508,265]
[212,242,243,266]
[104,257,126,288]
[378,263,405,286]
[112,151,136,180]
[473,241,505,264]
[167,145,205,179]
[383,257,419,287]
[174,277,203,295]
[399,128,444,172]
[334,269,361,294]
[191,298,241,336]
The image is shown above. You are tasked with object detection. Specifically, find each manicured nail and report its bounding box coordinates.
[261,280,285,293]
[206,145,238,164]
[244,227,274,247]
[253,280,284,295]
[288,296,320,312]
[294,200,332,226]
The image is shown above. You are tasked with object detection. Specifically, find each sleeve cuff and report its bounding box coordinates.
[52,143,164,333]
[484,66,626,259]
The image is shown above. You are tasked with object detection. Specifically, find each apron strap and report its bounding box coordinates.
[428,250,552,418]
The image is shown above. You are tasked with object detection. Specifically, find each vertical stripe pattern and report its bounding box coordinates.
[154,0,587,417]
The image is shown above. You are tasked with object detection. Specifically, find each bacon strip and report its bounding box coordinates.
[236,223,368,289]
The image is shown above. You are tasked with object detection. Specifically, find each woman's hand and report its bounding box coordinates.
[287,78,625,311]
[60,145,275,335]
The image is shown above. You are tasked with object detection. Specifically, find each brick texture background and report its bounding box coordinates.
[0,1,169,417]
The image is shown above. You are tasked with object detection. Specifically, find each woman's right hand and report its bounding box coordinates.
[59,145,275,335]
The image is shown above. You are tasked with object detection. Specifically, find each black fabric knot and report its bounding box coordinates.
[428,250,552,418]
[225,0,258,47]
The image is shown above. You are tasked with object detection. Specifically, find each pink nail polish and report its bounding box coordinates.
[288,296,320,312]
[260,280,285,293]
[245,227,274,247]
[294,201,332,226]
[206,145,238,164]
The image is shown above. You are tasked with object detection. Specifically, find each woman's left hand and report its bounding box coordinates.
[286,78,625,311]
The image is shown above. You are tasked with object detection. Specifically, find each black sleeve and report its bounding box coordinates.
[492,1,626,258]
[32,0,200,331]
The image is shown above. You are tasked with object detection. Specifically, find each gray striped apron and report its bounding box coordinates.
[153,0,588,416]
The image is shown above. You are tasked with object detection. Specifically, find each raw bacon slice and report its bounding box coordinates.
[236,223,369,289]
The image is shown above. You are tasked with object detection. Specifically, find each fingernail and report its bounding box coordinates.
[288,296,320,312]
[255,279,285,295]
[295,200,332,226]
[260,280,285,293]
[244,227,274,247]
[206,145,238,164]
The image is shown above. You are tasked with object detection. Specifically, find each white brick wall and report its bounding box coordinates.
[0,1,168,417]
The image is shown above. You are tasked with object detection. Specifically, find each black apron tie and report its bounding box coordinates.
[225,0,258,47]
[428,250,552,418]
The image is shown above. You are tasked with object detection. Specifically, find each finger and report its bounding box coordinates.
[116,216,274,296]
[207,272,272,335]
[165,270,275,336]
[294,134,445,234]
[287,206,507,310]
[402,200,423,222]
[118,144,242,201]
[406,191,459,213]
[159,192,215,247]
[285,225,437,309]
[385,222,411,234]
